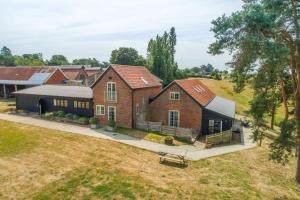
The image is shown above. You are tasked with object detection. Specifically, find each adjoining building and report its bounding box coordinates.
[148,79,235,135]
[60,65,104,86]
[91,64,163,128]
[14,85,93,117]
[0,67,67,98]
[13,64,235,136]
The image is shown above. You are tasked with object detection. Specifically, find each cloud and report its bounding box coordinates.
[0,0,243,68]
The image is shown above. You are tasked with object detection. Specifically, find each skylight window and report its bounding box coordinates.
[192,85,205,93]
[141,77,148,85]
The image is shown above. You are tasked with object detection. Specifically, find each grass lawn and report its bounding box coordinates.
[0,98,15,113]
[0,120,300,199]
[199,78,290,126]
[117,128,190,146]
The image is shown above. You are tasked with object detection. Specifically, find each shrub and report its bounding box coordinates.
[44,112,55,119]
[77,117,89,125]
[56,110,65,118]
[164,136,174,145]
[89,117,99,125]
[108,119,116,128]
[65,113,73,119]
[72,114,80,120]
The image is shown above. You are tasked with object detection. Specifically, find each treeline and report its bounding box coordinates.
[0,46,109,68]
[1,27,226,85]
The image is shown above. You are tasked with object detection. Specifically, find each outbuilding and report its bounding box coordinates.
[14,85,93,117]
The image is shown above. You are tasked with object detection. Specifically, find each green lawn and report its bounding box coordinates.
[0,120,300,199]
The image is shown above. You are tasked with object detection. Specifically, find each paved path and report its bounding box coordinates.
[0,113,256,161]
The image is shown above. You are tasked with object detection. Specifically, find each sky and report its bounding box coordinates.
[0,0,243,69]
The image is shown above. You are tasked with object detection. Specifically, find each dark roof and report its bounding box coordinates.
[205,96,236,119]
[91,64,162,89]
[14,85,93,99]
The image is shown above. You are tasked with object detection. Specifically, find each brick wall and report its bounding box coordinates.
[46,69,67,84]
[132,86,161,126]
[149,82,202,130]
[92,68,133,128]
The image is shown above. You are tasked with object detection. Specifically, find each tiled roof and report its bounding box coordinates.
[85,68,102,77]
[0,67,57,81]
[175,79,216,106]
[111,64,162,89]
[61,68,86,80]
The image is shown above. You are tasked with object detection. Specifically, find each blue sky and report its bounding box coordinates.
[0,0,243,69]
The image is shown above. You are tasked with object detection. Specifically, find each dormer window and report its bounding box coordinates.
[170,92,180,100]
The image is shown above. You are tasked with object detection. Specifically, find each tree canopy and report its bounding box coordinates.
[209,0,300,183]
[48,55,69,66]
[109,47,146,66]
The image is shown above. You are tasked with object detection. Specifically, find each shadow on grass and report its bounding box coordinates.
[159,160,188,169]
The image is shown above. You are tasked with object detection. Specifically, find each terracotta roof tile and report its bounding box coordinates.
[111,64,162,89]
[61,68,86,80]
[175,79,215,106]
[0,67,57,81]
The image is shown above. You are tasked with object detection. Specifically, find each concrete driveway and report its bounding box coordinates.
[0,113,256,161]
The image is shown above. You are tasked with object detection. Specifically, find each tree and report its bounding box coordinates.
[1,46,12,56]
[209,0,300,183]
[48,55,69,66]
[109,47,146,66]
[15,53,45,66]
[147,27,179,85]
[73,58,100,67]
[0,46,15,66]
[99,61,110,68]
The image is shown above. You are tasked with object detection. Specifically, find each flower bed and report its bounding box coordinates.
[42,111,91,126]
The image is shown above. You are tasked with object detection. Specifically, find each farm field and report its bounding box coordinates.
[0,120,299,200]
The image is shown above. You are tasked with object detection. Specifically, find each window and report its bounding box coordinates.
[53,99,68,107]
[106,82,116,101]
[96,105,105,115]
[168,110,180,127]
[170,92,180,100]
[108,106,116,121]
[136,104,140,115]
[73,100,90,109]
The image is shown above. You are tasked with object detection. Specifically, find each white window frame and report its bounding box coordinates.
[96,105,105,116]
[107,106,116,121]
[168,110,180,127]
[169,92,180,100]
[106,82,116,101]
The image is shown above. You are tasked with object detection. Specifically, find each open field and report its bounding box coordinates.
[0,120,299,200]
[199,78,289,126]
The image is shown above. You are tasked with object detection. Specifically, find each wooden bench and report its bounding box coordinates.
[159,153,186,165]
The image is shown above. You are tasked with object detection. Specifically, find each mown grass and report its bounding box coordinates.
[0,98,15,113]
[0,120,300,199]
[117,127,190,146]
[0,120,39,156]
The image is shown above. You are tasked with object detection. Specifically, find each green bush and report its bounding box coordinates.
[164,136,174,145]
[89,117,99,125]
[108,119,116,128]
[65,113,73,119]
[72,114,80,120]
[44,112,55,119]
[77,117,89,125]
[56,110,65,118]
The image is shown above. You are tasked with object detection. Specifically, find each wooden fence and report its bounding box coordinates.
[206,129,232,145]
[135,121,193,141]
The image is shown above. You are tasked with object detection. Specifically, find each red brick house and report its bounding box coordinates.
[149,79,235,135]
[0,67,67,98]
[91,64,162,128]
[61,66,89,85]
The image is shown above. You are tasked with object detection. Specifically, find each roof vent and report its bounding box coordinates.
[193,85,205,94]
[141,77,148,85]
